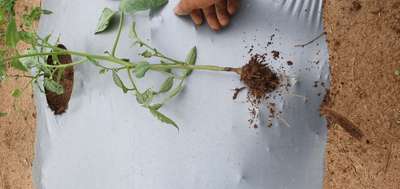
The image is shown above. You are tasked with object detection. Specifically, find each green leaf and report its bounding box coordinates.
[11,59,28,72]
[120,0,168,13]
[136,89,155,105]
[149,108,178,129]
[20,49,41,69]
[19,31,35,43]
[95,8,116,34]
[11,88,22,97]
[44,78,64,95]
[183,46,197,77]
[0,112,7,117]
[112,70,128,93]
[0,9,4,22]
[22,7,51,27]
[0,57,6,80]
[169,81,184,98]
[134,61,150,78]
[1,0,16,14]
[6,17,19,48]
[159,77,174,93]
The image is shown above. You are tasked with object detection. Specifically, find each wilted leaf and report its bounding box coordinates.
[395,69,400,76]
[183,46,197,77]
[6,17,19,47]
[169,82,184,99]
[140,50,153,58]
[44,78,64,95]
[20,48,41,69]
[11,88,22,97]
[134,61,150,78]
[99,68,108,74]
[136,89,155,105]
[120,0,168,13]
[11,59,28,72]
[129,22,138,39]
[112,70,128,93]
[95,8,116,34]
[149,108,178,129]
[159,77,174,93]
[150,103,162,110]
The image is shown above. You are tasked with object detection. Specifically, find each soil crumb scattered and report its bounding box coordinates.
[240,54,280,99]
[271,50,280,60]
[350,1,362,11]
[45,44,74,115]
[287,61,294,66]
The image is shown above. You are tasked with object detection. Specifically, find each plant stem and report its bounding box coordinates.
[111,12,125,57]
[6,48,241,74]
[44,59,88,68]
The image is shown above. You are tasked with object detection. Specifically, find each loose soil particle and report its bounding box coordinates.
[271,50,280,60]
[45,44,74,115]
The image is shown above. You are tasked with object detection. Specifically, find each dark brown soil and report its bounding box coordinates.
[240,54,280,99]
[45,44,74,115]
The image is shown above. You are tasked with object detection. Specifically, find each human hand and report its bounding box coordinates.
[174,0,240,31]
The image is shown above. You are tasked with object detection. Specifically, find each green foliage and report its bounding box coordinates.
[0,0,16,15]
[95,8,116,34]
[23,7,52,27]
[0,1,234,129]
[112,70,129,93]
[159,77,174,93]
[136,89,155,105]
[134,61,150,78]
[395,69,400,76]
[5,17,19,47]
[0,56,5,80]
[44,78,64,95]
[183,47,197,77]
[11,88,21,97]
[11,58,28,71]
[149,108,178,129]
[120,0,168,13]
[0,112,7,117]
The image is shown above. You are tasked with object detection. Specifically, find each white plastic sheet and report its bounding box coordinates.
[34,0,329,188]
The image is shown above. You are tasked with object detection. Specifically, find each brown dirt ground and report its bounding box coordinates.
[0,0,40,189]
[0,0,399,189]
[323,0,400,188]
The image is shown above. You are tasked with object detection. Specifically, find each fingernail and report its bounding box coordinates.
[174,6,185,15]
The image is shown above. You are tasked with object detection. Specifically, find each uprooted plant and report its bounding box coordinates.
[0,0,281,128]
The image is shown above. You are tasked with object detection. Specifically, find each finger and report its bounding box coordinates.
[202,6,221,31]
[227,0,240,15]
[215,0,230,27]
[190,10,203,26]
[175,0,215,15]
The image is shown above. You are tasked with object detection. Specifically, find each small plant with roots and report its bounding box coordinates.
[0,0,281,128]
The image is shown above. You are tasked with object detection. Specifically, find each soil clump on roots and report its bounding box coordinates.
[240,54,280,99]
[45,44,74,115]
